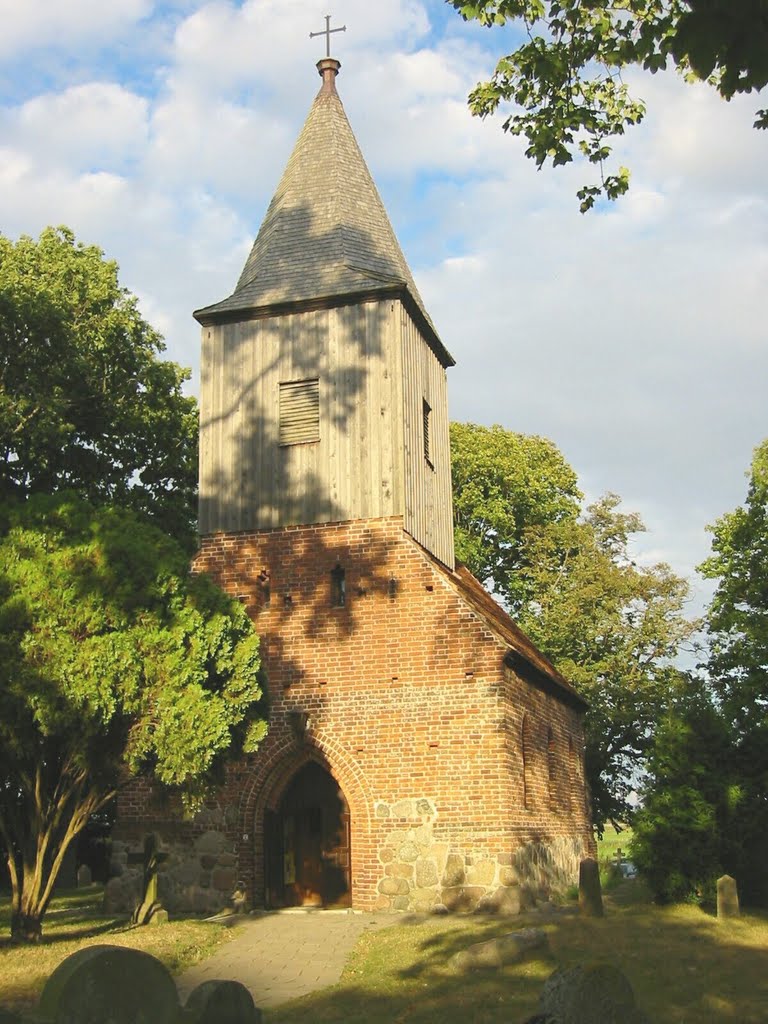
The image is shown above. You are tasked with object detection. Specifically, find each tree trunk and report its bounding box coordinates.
[10,909,43,943]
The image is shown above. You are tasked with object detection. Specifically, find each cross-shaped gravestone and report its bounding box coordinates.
[129,833,169,925]
[309,14,346,58]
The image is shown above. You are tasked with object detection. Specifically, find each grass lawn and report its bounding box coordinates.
[268,883,768,1024]
[0,887,232,1015]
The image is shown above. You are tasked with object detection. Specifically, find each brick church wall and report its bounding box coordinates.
[111,516,594,914]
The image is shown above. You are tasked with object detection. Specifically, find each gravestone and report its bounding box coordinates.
[129,832,169,925]
[578,857,604,917]
[76,863,92,888]
[539,962,649,1023]
[38,945,180,1024]
[717,873,740,918]
[184,980,262,1023]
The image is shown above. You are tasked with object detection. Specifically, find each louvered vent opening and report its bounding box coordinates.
[279,378,320,445]
[422,398,432,467]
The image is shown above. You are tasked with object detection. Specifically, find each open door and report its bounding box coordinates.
[265,761,350,908]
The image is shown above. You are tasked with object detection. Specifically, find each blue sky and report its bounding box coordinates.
[2,0,767,615]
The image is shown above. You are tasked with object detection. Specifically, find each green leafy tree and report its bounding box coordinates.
[630,685,734,903]
[449,1,768,209]
[0,494,267,942]
[451,422,582,610]
[0,227,198,543]
[451,422,696,830]
[699,438,768,903]
[700,439,768,734]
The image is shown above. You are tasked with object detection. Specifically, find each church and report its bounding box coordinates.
[111,51,593,915]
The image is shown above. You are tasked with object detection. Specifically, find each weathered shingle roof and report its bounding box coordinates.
[194,62,453,366]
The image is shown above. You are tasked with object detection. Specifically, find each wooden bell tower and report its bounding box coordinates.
[194,55,455,568]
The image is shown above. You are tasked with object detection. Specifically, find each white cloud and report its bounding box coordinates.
[0,0,152,57]
[6,84,148,171]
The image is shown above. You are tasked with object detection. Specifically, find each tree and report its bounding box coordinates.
[700,439,768,734]
[698,438,768,903]
[630,684,735,904]
[630,440,768,907]
[451,422,582,611]
[0,227,198,543]
[0,494,267,942]
[451,422,696,829]
[449,1,768,209]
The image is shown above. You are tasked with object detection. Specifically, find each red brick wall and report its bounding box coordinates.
[116,515,593,911]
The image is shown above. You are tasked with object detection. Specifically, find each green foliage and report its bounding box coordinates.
[451,422,696,831]
[448,1,768,208]
[700,439,768,735]
[0,494,266,939]
[450,422,581,610]
[633,440,768,907]
[631,689,730,904]
[0,227,198,544]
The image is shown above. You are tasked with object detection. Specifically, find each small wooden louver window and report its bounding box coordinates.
[279,378,320,445]
[422,398,432,466]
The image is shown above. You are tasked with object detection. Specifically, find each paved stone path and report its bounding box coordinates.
[176,909,398,1009]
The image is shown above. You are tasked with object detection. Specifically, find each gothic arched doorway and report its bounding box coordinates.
[264,761,351,908]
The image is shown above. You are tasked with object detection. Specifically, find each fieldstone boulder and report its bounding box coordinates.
[183,980,261,1023]
[38,945,180,1024]
[451,927,548,971]
[539,963,650,1023]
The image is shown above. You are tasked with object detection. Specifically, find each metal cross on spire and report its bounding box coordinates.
[310,14,346,58]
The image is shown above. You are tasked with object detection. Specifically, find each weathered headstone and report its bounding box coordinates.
[129,832,169,925]
[183,980,262,1023]
[578,857,604,917]
[540,962,649,1024]
[717,873,740,919]
[38,945,180,1024]
[76,863,92,888]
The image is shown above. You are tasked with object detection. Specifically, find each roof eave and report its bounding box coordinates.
[504,650,589,710]
[193,284,456,369]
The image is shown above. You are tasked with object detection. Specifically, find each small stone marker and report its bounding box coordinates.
[76,863,92,887]
[38,944,180,1024]
[129,832,169,925]
[578,857,604,917]
[539,962,649,1023]
[717,873,740,918]
[184,980,262,1023]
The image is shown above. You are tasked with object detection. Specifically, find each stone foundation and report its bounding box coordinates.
[104,829,236,917]
[374,804,588,913]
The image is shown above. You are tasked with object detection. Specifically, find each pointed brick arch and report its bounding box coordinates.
[235,729,374,907]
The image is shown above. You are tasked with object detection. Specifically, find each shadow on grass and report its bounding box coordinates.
[267,889,768,1024]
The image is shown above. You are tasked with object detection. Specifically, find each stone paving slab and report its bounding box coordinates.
[176,910,398,1009]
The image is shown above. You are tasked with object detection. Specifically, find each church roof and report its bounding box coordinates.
[195,59,453,368]
[439,560,588,709]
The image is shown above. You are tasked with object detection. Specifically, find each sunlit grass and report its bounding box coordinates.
[268,887,768,1024]
[0,887,231,1014]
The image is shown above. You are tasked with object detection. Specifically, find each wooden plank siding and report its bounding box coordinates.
[400,305,455,569]
[199,298,405,536]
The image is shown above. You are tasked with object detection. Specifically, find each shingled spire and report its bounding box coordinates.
[195,60,452,365]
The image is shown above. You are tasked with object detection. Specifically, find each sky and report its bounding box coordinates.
[1,0,766,616]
